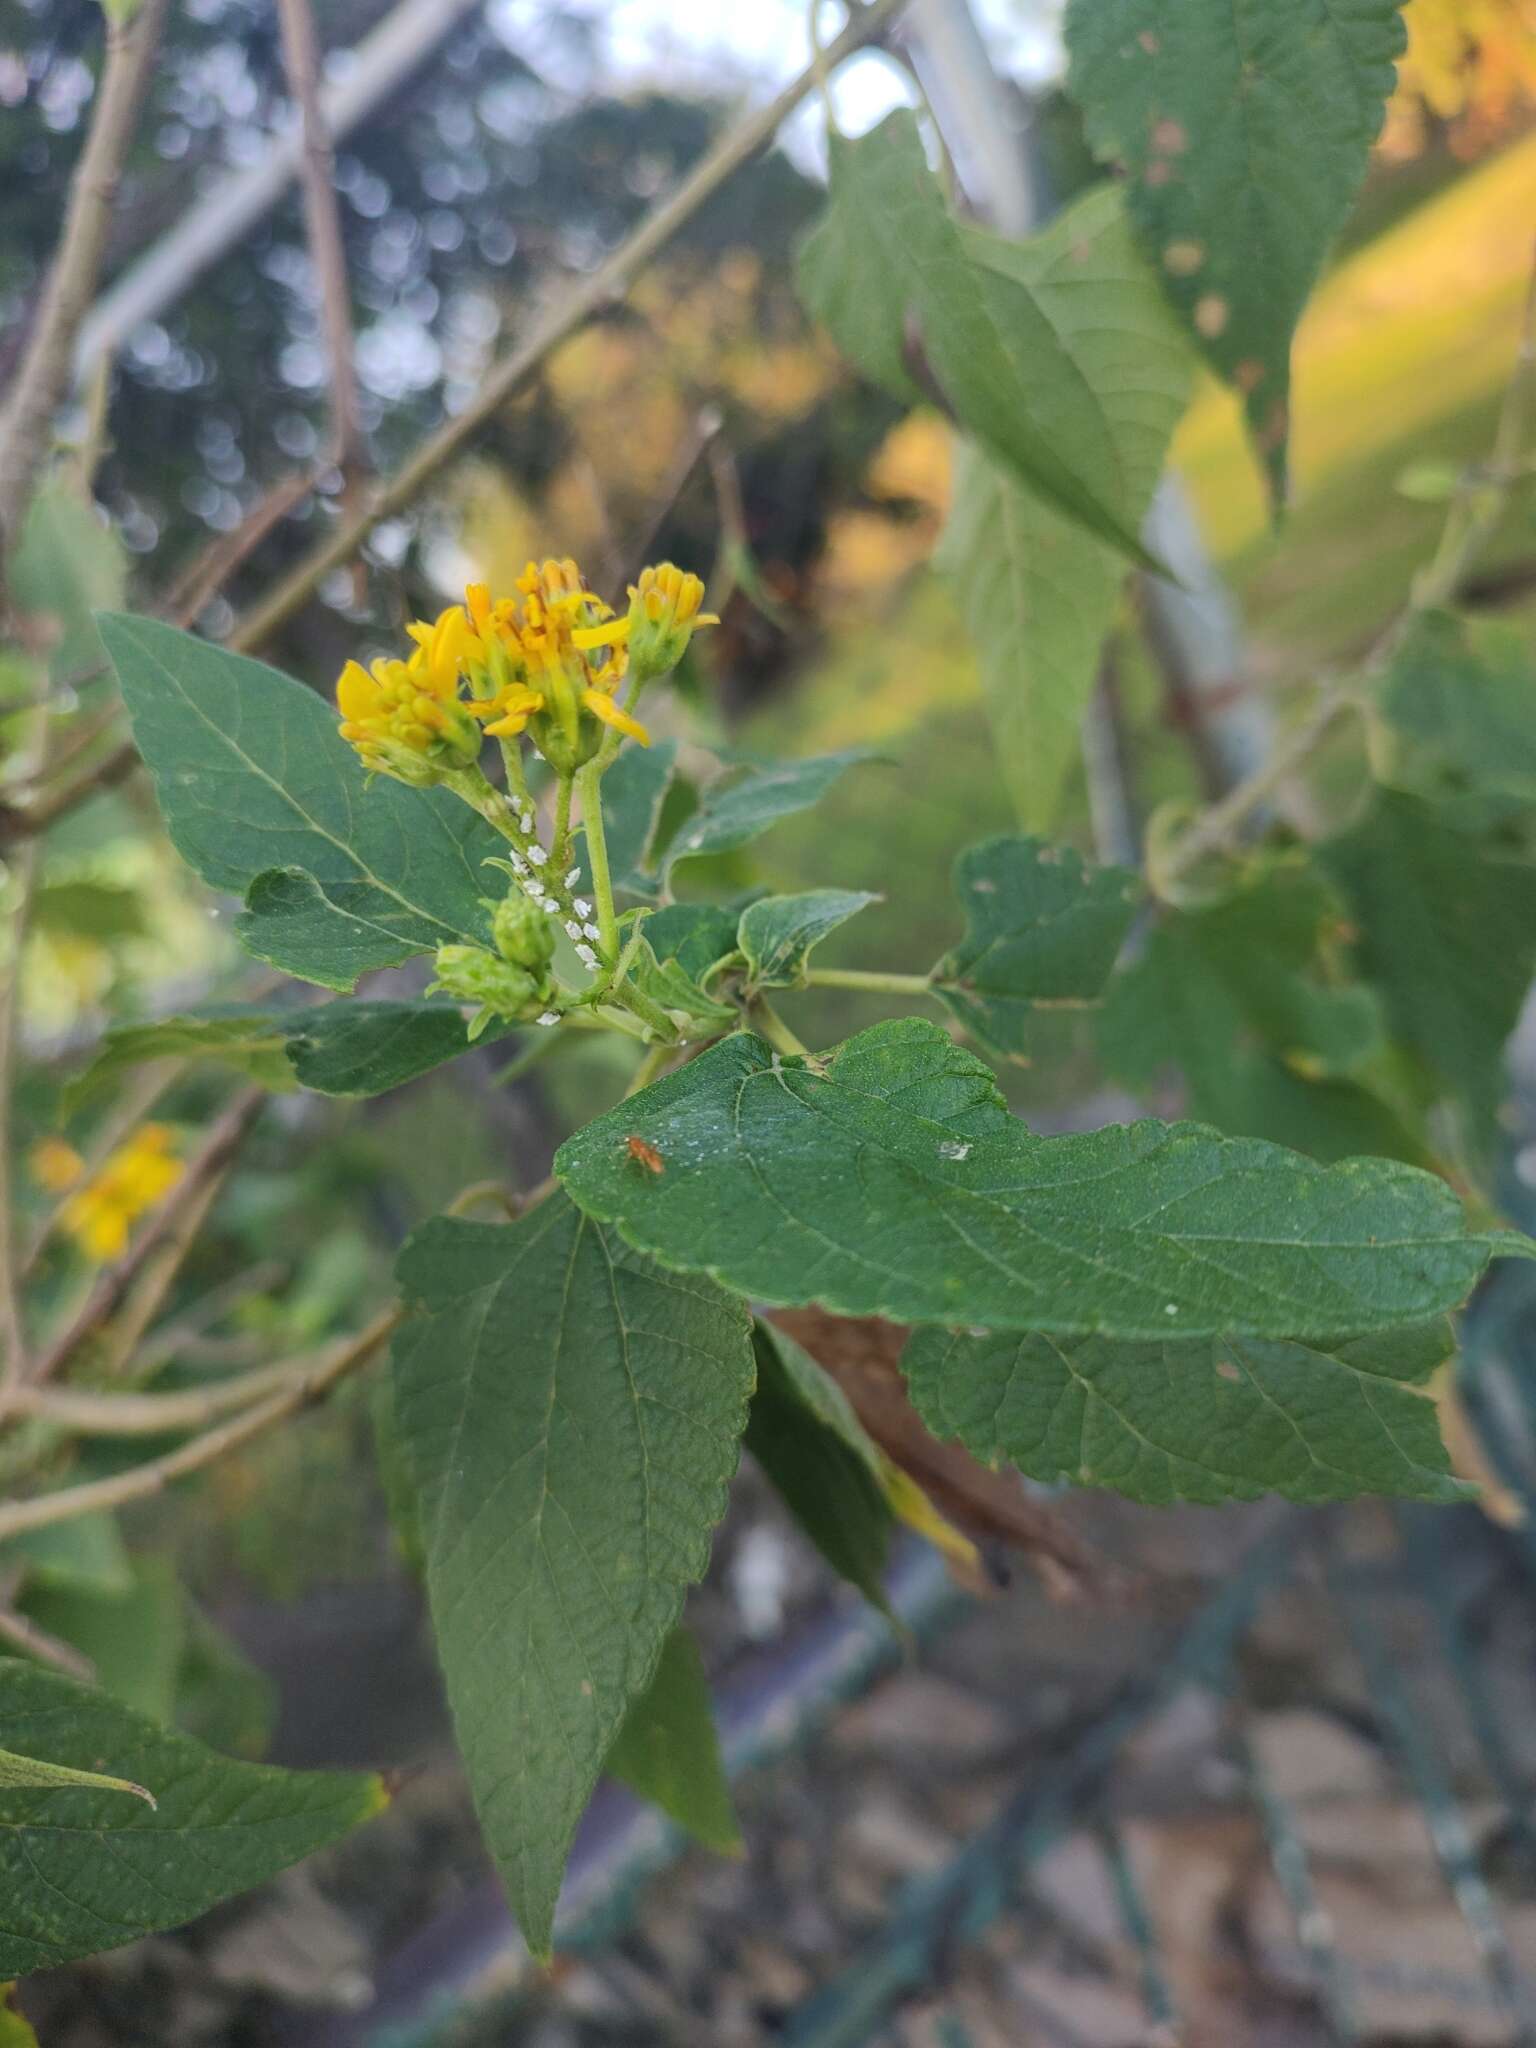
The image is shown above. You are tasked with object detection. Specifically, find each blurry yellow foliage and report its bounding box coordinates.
[817,413,951,606]
[463,250,841,590]
[47,1123,182,1263]
[1382,0,1536,157]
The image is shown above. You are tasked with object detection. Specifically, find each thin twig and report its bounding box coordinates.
[158,467,316,627]
[94,1158,234,1380]
[21,1085,267,1398]
[0,0,171,554]
[0,1309,401,1543]
[276,0,365,484]
[0,837,41,1391]
[0,736,139,843]
[601,405,722,595]
[228,0,910,654]
[8,1351,332,1436]
[1161,242,1536,890]
[0,1590,97,1683]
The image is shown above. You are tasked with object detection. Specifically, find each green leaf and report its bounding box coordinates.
[392,1198,754,1958]
[1320,789,1536,1132]
[66,1000,507,1110]
[12,483,126,685]
[739,890,878,992]
[64,1010,296,1112]
[903,1317,1463,1506]
[0,1748,154,1807]
[574,740,678,898]
[30,881,147,942]
[0,1658,383,1975]
[23,1555,185,1724]
[284,999,513,1095]
[939,189,1192,831]
[1065,0,1406,501]
[931,836,1140,1057]
[628,934,739,1036]
[745,1322,893,1611]
[556,1016,1501,1342]
[1095,859,1422,1162]
[98,613,499,990]
[1379,609,1536,813]
[2,1514,131,1598]
[665,751,873,877]
[641,903,741,987]
[605,1628,740,1855]
[797,111,1155,567]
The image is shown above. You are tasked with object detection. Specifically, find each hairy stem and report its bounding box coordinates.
[748,998,813,1059]
[551,770,575,878]
[804,967,935,996]
[576,759,619,958]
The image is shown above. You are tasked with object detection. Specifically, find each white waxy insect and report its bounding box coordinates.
[564,920,584,941]
[576,943,599,969]
[583,922,603,943]
[573,897,592,917]
[526,843,547,865]
[536,1011,560,1027]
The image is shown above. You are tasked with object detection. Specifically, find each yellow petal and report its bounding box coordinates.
[583,690,650,746]
[483,709,531,738]
[336,660,380,722]
[572,616,631,650]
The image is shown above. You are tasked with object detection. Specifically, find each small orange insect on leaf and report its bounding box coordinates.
[625,1135,665,1176]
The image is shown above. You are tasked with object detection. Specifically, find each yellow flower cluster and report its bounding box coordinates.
[31,1124,183,1263]
[336,558,716,780]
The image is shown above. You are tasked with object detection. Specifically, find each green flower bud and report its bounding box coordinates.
[489,893,557,972]
[625,563,719,683]
[427,943,541,1025]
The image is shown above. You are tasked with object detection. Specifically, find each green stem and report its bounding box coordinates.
[576,758,619,958]
[498,738,530,806]
[748,997,812,1059]
[1160,256,1536,892]
[804,967,935,996]
[487,1029,572,1088]
[551,770,574,877]
[608,978,678,1043]
[625,1041,674,1098]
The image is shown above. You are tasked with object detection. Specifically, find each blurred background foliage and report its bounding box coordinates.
[3,0,1536,1707]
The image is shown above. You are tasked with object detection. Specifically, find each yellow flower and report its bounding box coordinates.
[336,648,483,784]
[58,1124,182,1264]
[337,555,713,780]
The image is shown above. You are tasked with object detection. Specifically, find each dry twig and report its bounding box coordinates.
[0,0,171,554]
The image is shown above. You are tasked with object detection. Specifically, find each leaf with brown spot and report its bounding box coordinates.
[1066,0,1407,504]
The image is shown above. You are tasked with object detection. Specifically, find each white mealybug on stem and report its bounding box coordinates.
[565,866,582,886]
[576,943,599,970]
[583,922,603,942]
[536,1011,560,1027]
[573,897,593,917]
[526,844,547,866]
